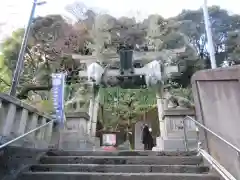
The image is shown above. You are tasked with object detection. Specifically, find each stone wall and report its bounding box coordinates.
[192,66,240,179]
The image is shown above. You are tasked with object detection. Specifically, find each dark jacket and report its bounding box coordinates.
[142,125,154,150]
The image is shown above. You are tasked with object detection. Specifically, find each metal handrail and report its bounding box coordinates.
[184,116,240,153]
[183,116,238,180]
[199,148,237,180]
[0,119,54,149]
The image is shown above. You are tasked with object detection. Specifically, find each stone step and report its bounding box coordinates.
[18,172,219,180]
[39,156,202,165]
[46,150,198,157]
[29,164,209,173]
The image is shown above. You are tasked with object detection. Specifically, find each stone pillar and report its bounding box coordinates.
[91,93,100,137]
[87,97,94,135]
[156,91,167,137]
[35,117,46,140]
[156,91,166,151]
[28,114,38,139]
[0,100,5,129]
[88,92,100,137]
[2,103,16,135]
[44,120,53,144]
[34,117,50,149]
[17,109,28,135]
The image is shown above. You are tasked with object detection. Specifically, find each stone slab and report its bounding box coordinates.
[39,156,202,165]
[162,108,195,119]
[65,112,89,120]
[157,139,198,151]
[19,172,219,180]
[29,164,209,173]
[46,150,198,157]
[59,140,94,151]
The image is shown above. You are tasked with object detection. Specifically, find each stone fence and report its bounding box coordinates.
[0,93,53,149]
[0,93,96,179]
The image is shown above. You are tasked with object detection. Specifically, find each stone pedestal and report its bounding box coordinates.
[59,112,94,150]
[156,108,197,151]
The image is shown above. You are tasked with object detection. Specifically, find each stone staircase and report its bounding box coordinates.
[17,150,219,180]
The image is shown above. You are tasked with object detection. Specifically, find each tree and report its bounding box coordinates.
[175,6,240,67]
[100,87,156,130]
[2,4,240,121]
[91,5,240,130]
[225,30,240,64]
[0,54,11,92]
[1,28,24,71]
[0,13,92,98]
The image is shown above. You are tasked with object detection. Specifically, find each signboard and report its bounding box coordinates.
[52,73,65,126]
[102,133,116,146]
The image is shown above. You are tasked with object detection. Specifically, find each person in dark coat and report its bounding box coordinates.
[142,124,154,150]
[148,128,154,150]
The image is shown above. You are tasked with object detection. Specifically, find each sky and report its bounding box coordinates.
[0,0,240,41]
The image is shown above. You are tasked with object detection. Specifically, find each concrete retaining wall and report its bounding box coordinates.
[192,66,240,179]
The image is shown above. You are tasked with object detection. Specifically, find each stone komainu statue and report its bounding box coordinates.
[164,87,194,109]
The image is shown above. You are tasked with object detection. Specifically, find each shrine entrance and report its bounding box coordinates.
[81,46,181,150]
